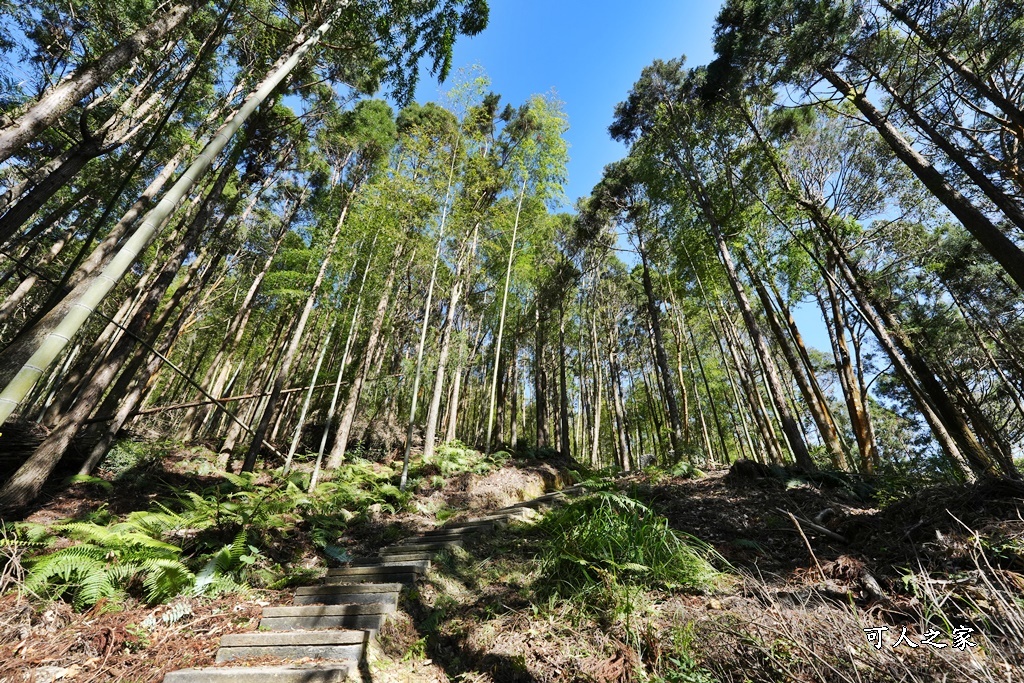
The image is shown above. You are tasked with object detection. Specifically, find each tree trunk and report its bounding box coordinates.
[820,67,1024,291]
[0,8,345,426]
[557,299,571,456]
[749,265,847,469]
[818,270,876,473]
[0,2,192,163]
[326,240,405,470]
[636,233,685,458]
[241,185,356,472]
[485,180,526,451]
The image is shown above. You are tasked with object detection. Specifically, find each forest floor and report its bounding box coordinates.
[1,445,1023,682]
[370,465,1024,683]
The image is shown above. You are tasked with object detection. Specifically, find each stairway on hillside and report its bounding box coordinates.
[163,486,584,682]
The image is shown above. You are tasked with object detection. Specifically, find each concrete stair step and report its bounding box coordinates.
[350,551,437,563]
[510,493,568,509]
[345,555,434,566]
[381,539,463,553]
[471,508,536,521]
[408,529,483,542]
[216,630,366,663]
[261,603,394,631]
[164,663,354,682]
[326,564,426,577]
[322,571,418,585]
[293,588,399,607]
[295,583,404,595]
[438,518,507,531]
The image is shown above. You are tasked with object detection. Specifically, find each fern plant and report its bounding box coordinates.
[21,520,194,608]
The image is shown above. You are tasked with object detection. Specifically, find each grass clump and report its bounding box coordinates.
[536,491,721,615]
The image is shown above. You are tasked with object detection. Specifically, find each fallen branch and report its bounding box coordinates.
[776,507,848,544]
[786,511,826,581]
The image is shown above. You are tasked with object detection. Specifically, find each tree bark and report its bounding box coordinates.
[820,67,1024,291]
[0,3,192,163]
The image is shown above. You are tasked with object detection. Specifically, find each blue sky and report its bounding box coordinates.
[417,1,722,208]
[415,1,836,354]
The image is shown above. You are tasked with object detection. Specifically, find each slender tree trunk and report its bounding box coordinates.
[749,265,847,469]
[817,270,876,473]
[679,144,814,469]
[0,2,192,164]
[241,184,356,472]
[820,67,1024,291]
[79,248,224,474]
[636,233,685,458]
[557,299,571,456]
[326,241,405,470]
[589,312,603,465]
[485,180,526,451]
[0,8,345,426]
[821,229,994,477]
[534,304,550,449]
[399,144,458,487]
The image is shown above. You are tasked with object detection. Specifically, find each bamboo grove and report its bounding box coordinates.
[1,0,1023,511]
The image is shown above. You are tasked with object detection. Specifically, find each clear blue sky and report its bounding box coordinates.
[415,1,833,355]
[417,1,722,208]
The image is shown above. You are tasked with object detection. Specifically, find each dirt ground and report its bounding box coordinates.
[365,466,1024,683]
[3,456,1023,682]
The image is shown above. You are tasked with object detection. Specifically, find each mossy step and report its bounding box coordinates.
[215,630,366,663]
[438,518,507,530]
[462,510,533,523]
[425,522,495,535]
[509,493,568,509]
[163,663,354,682]
[407,529,484,542]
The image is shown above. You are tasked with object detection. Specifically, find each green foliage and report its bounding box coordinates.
[100,439,168,478]
[536,492,721,615]
[19,519,193,608]
[651,623,719,683]
[422,441,508,476]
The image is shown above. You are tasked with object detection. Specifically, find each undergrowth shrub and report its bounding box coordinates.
[536,492,721,616]
[6,441,531,610]
[421,441,508,476]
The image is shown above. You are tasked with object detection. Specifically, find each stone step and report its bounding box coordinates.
[323,571,418,585]
[345,555,433,566]
[326,563,426,577]
[164,663,354,682]
[261,603,394,631]
[295,582,403,595]
[381,539,463,553]
[510,493,567,509]
[476,507,536,518]
[216,630,366,663]
[410,529,483,542]
[329,559,430,572]
[349,551,437,564]
[293,587,400,607]
[424,523,493,536]
[438,518,507,530]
